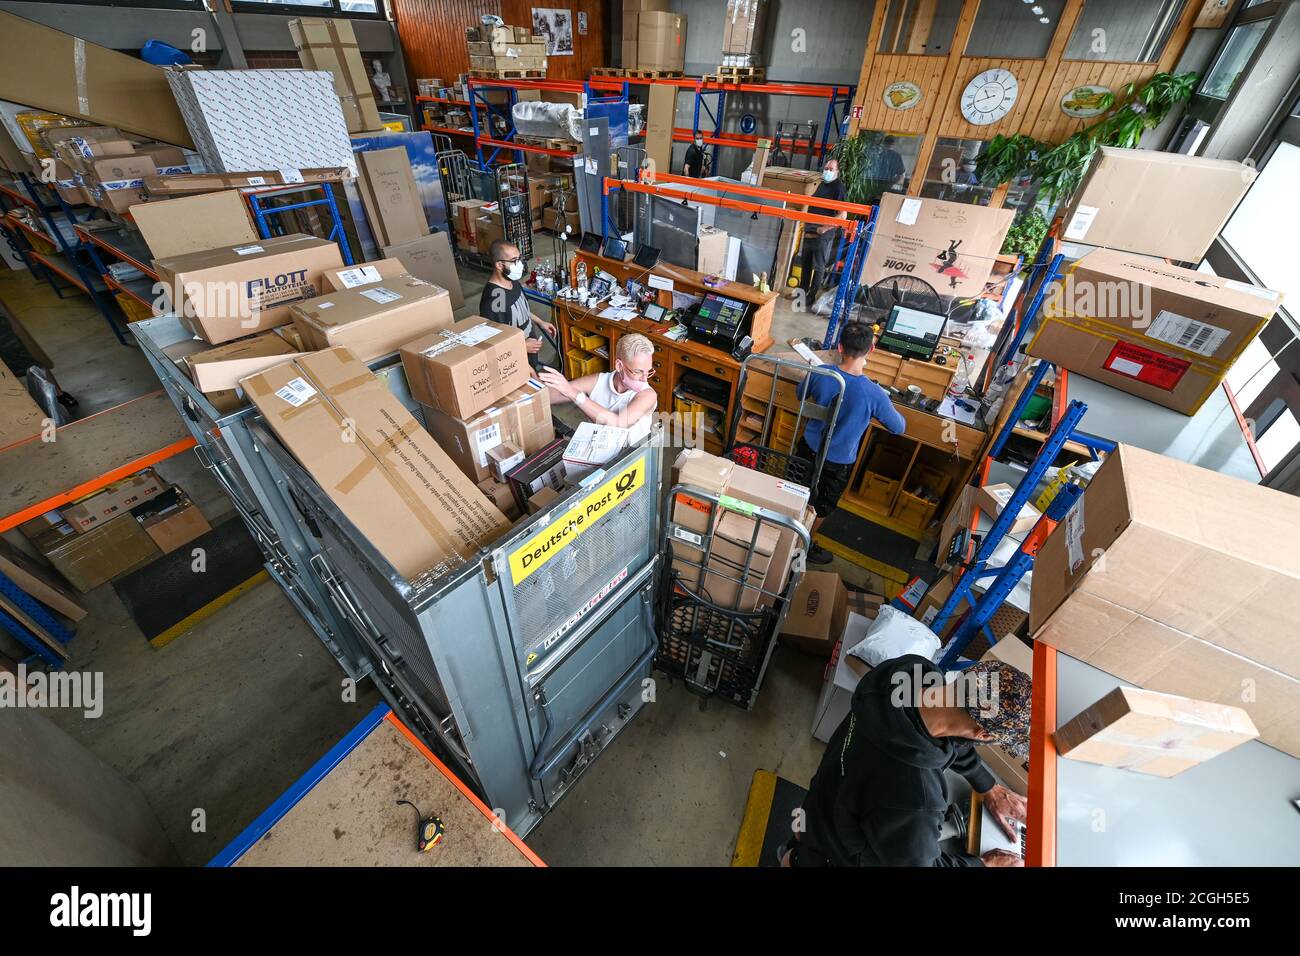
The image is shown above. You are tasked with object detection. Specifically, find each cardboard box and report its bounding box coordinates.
[646,83,678,186]
[1032,444,1300,757]
[863,193,1015,300]
[1031,249,1281,416]
[1059,147,1256,262]
[243,348,510,581]
[356,146,428,248]
[722,0,768,57]
[0,362,44,448]
[184,329,306,393]
[0,537,87,622]
[697,225,729,275]
[474,214,505,254]
[155,234,344,344]
[319,257,408,294]
[488,443,525,483]
[382,231,465,309]
[1055,686,1259,777]
[33,515,160,593]
[563,422,630,481]
[131,190,257,259]
[288,17,382,134]
[975,635,1033,795]
[451,199,488,237]
[60,469,166,534]
[975,483,1041,536]
[0,12,192,147]
[421,381,554,483]
[477,477,522,521]
[132,489,211,555]
[812,614,876,743]
[135,142,190,173]
[506,436,568,510]
[526,484,561,515]
[541,206,564,232]
[621,38,639,69]
[142,168,348,197]
[637,12,687,72]
[780,571,848,657]
[82,152,157,213]
[291,274,454,362]
[400,318,530,419]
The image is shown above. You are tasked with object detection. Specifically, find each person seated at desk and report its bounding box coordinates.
[797,320,906,564]
[479,240,557,369]
[782,657,1030,868]
[539,333,658,429]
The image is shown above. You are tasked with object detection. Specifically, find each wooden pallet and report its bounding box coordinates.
[708,66,765,84]
[591,67,625,77]
[469,69,547,79]
[516,135,575,151]
[624,69,683,79]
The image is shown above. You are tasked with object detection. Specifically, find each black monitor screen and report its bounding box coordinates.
[697,294,748,331]
[578,232,602,253]
[602,236,628,261]
[879,305,947,360]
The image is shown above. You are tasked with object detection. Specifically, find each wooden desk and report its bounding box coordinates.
[556,251,778,456]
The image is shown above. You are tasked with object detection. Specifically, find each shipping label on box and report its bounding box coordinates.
[61,469,166,534]
[290,274,454,362]
[422,381,554,483]
[401,319,530,419]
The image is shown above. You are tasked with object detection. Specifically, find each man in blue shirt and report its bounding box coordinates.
[797,321,906,564]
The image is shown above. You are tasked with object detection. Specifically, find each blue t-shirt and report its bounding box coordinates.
[799,365,907,464]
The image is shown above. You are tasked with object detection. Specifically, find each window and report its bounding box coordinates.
[965,0,1065,59]
[840,131,923,203]
[1199,20,1270,99]
[878,0,963,55]
[920,138,994,205]
[1222,142,1300,307]
[1063,0,1188,62]
[233,0,384,16]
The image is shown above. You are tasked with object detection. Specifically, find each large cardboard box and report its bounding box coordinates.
[421,381,554,483]
[638,12,687,72]
[288,17,382,134]
[382,231,465,309]
[60,469,166,534]
[131,190,257,259]
[1055,686,1259,777]
[1059,147,1256,262]
[1032,444,1300,757]
[1030,249,1281,415]
[975,482,1041,536]
[290,274,454,361]
[155,234,344,344]
[243,348,510,581]
[722,0,768,58]
[356,146,429,248]
[780,570,848,657]
[645,84,678,174]
[0,362,43,448]
[863,193,1015,300]
[33,515,160,593]
[184,329,306,393]
[400,318,530,419]
[697,226,729,275]
[319,257,408,293]
[0,12,192,146]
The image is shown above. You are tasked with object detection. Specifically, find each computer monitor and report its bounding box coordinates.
[696,293,748,332]
[578,232,602,254]
[878,305,947,361]
[602,236,628,261]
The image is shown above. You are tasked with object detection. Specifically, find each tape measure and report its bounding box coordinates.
[397,800,445,852]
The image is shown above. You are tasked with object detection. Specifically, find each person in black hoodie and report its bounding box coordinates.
[786,654,1030,867]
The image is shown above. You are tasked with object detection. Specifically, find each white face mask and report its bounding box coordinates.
[822,169,838,183]
[505,261,525,282]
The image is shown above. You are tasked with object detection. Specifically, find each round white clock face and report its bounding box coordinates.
[960,68,1018,126]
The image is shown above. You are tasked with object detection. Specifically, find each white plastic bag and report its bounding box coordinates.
[845,605,940,668]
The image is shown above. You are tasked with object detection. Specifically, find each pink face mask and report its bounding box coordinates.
[618,365,652,392]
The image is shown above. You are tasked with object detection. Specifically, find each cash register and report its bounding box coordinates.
[686,292,751,352]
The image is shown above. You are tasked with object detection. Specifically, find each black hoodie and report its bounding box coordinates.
[798,654,995,867]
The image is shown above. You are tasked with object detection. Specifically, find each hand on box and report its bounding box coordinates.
[538,366,572,397]
[984,784,1027,840]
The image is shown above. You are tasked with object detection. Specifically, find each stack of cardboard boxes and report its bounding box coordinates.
[720,0,768,68]
[288,17,383,134]
[622,0,687,73]
[466,23,548,76]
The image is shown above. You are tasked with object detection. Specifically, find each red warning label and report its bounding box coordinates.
[1103,341,1190,392]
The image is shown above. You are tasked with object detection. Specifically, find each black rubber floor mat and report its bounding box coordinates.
[112,516,266,646]
[818,506,939,583]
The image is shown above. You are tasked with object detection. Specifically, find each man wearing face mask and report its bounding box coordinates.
[800,157,849,302]
[480,240,557,369]
[538,332,658,431]
[684,133,709,178]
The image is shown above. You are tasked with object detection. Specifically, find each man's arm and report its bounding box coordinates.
[875,394,908,435]
[951,741,997,795]
[864,808,983,867]
[575,388,657,427]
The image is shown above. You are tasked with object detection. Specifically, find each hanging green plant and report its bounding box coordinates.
[830,131,892,206]
[1001,208,1049,259]
[976,71,1198,206]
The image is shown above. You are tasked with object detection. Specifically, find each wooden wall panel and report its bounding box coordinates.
[391,0,608,85]
[940,57,1046,141]
[1026,60,1156,141]
[855,54,949,135]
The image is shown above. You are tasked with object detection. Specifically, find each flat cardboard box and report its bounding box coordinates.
[401,318,530,419]
[0,362,44,448]
[382,231,465,309]
[291,274,454,362]
[637,12,687,72]
[34,515,160,594]
[975,483,1041,536]
[780,570,848,657]
[863,193,1014,300]
[1059,147,1256,262]
[976,635,1033,795]
[136,495,211,555]
[356,146,428,248]
[243,348,510,581]
[421,381,554,483]
[60,469,166,534]
[1055,686,1259,777]
[319,257,408,293]
[288,17,382,134]
[184,329,306,393]
[645,83,678,174]
[697,226,729,275]
[155,234,344,344]
[1031,249,1281,415]
[143,168,347,197]
[1032,443,1300,757]
[131,190,256,259]
[0,12,192,146]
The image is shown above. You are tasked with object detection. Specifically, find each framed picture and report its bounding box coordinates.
[531,8,574,56]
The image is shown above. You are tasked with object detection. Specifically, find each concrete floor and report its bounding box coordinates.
[4,252,880,866]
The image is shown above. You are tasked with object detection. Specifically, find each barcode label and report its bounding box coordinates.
[336,266,383,288]
[1063,204,1099,241]
[245,176,266,186]
[360,286,402,304]
[275,377,317,407]
[1147,311,1229,358]
[474,422,503,466]
[672,526,703,547]
[233,245,264,256]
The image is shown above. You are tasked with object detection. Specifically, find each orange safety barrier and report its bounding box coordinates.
[477,135,577,158]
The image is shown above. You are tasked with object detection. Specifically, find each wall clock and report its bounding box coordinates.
[1060,85,1112,118]
[960,69,1018,126]
[883,81,922,111]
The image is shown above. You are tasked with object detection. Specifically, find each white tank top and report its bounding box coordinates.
[589,372,638,414]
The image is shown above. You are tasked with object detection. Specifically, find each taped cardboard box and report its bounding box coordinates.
[142,168,348,197]
[243,347,510,581]
[722,0,769,58]
[0,13,192,147]
[82,152,157,213]
[319,257,407,293]
[1055,686,1258,778]
[401,318,530,419]
[863,193,1014,300]
[288,17,382,134]
[184,329,306,393]
[291,274,454,361]
[382,231,465,309]
[1058,147,1256,263]
[975,482,1041,535]
[131,189,257,259]
[422,381,554,483]
[638,12,687,72]
[356,146,428,248]
[131,487,211,555]
[32,514,160,594]
[61,469,166,534]
[155,234,344,344]
[780,570,848,657]
[1031,443,1300,758]
[1030,249,1281,416]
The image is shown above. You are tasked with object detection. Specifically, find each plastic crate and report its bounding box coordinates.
[570,328,606,351]
[566,347,608,377]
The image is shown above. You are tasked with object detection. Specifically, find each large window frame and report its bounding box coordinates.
[230,0,387,19]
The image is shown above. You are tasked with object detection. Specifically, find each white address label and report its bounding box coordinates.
[275,377,317,407]
[360,286,402,304]
[233,245,264,256]
[1063,204,1099,241]
[336,266,383,289]
[1146,311,1229,358]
